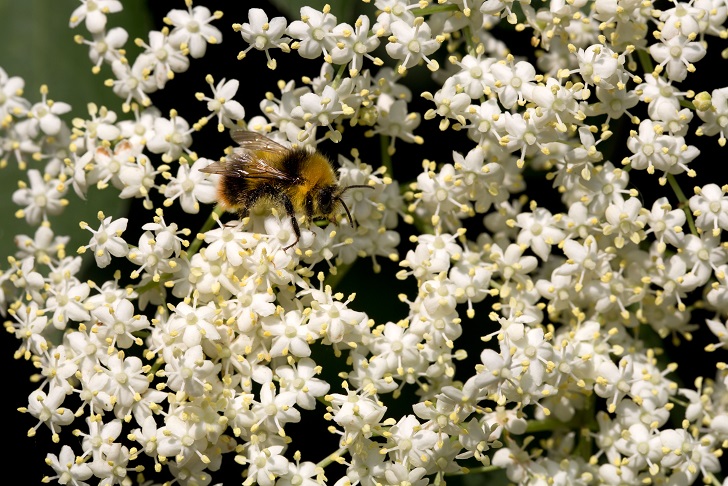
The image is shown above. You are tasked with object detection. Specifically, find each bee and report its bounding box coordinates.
[200,130,371,250]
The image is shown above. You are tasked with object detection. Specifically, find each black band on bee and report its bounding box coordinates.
[282,148,313,181]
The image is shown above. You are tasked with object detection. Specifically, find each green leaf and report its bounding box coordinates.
[0,0,152,260]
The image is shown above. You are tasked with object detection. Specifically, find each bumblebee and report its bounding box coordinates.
[200,130,370,250]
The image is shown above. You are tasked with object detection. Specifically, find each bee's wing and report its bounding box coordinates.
[231,130,290,156]
[199,152,296,182]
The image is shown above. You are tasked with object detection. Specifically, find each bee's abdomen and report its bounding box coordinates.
[217,176,253,210]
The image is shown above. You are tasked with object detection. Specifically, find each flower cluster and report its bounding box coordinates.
[2,0,728,485]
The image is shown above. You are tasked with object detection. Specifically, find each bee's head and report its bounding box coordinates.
[316,185,338,218]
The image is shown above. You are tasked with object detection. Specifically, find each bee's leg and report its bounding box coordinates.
[244,184,301,250]
[281,194,301,251]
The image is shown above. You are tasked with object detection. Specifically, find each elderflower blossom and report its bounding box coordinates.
[2,1,728,485]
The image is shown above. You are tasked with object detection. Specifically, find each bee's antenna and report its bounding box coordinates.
[340,184,375,194]
[337,197,356,228]
[337,185,374,227]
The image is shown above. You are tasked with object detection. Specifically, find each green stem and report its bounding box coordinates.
[333,63,348,89]
[705,472,723,486]
[412,4,460,16]
[679,99,696,110]
[187,205,226,256]
[316,445,349,469]
[449,465,501,475]
[666,173,697,236]
[462,24,476,56]
[135,272,172,294]
[636,48,654,75]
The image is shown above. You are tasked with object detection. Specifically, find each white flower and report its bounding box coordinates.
[136,29,190,89]
[156,412,207,464]
[76,26,128,73]
[706,317,728,351]
[412,163,468,230]
[385,18,440,73]
[87,442,132,484]
[146,111,193,162]
[490,58,536,109]
[251,382,301,435]
[368,97,422,154]
[261,309,315,358]
[659,3,703,40]
[0,67,30,120]
[45,279,91,329]
[423,78,472,126]
[367,321,423,376]
[164,344,219,396]
[7,302,49,356]
[644,197,686,251]
[513,207,566,260]
[236,8,290,69]
[602,197,647,248]
[14,225,69,265]
[27,85,71,136]
[305,286,368,344]
[625,119,699,179]
[101,354,149,415]
[386,415,438,468]
[327,388,387,440]
[649,34,706,82]
[166,301,221,349]
[195,76,245,132]
[287,5,338,61]
[78,215,129,268]
[450,54,497,99]
[25,387,74,439]
[44,445,93,485]
[330,15,382,76]
[164,157,218,214]
[574,44,626,89]
[73,102,121,149]
[12,169,68,225]
[492,441,533,482]
[69,0,123,34]
[108,58,157,109]
[290,85,344,141]
[275,357,330,410]
[118,153,163,207]
[689,183,728,235]
[242,443,289,486]
[127,231,177,281]
[696,87,728,144]
[166,5,223,58]
[90,299,149,350]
